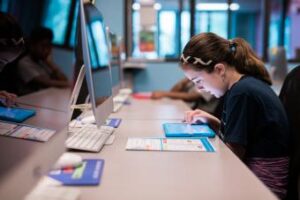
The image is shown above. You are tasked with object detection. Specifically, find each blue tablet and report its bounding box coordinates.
[0,106,36,123]
[163,123,216,138]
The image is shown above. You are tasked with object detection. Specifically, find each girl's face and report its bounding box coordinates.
[183,64,227,98]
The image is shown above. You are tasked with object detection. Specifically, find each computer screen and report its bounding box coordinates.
[79,0,113,127]
[107,31,122,96]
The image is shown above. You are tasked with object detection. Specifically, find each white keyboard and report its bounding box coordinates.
[113,95,128,103]
[119,88,132,95]
[113,102,123,112]
[66,125,114,152]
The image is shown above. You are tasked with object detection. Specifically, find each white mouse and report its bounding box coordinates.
[53,153,83,170]
[81,115,95,124]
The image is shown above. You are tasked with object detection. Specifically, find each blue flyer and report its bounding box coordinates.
[48,159,105,186]
[107,118,122,128]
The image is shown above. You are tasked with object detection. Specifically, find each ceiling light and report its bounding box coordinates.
[132,3,141,10]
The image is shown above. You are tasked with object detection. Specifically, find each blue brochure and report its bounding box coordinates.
[0,106,36,123]
[48,159,105,186]
[163,123,215,138]
[107,118,122,128]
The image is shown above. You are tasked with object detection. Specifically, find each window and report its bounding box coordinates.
[158,11,177,58]
[285,0,300,60]
[231,0,263,57]
[195,1,228,39]
[269,0,283,49]
[181,10,190,51]
[131,0,183,59]
[126,0,297,61]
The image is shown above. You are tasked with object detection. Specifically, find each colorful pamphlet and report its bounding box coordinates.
[0,121,56,142]
[126,137,215,152]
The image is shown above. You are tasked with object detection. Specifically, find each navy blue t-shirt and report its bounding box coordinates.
[219,76,290,158]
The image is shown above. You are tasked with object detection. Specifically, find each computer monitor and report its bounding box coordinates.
[107,31,122,97]
[79,0,113,127]
[118,37,127,88]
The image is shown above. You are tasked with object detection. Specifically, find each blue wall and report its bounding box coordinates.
[52,48,74,80]
[95,0,124,37]
[132,62,185,92]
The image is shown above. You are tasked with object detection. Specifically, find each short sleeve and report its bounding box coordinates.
[223,94,256,146]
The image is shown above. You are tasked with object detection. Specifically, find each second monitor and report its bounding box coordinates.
[80,1,113,127]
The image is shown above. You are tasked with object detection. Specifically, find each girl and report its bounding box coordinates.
[181,32,290,199]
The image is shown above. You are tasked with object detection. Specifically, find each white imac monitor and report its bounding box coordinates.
[80,0,113,127]
[107,31,122,97]
[68,65,85,121]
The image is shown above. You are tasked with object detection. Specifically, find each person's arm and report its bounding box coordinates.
[32,75,70,88]
[184,109,220,132]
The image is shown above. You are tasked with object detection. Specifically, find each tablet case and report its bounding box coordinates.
[163,123,215,138]
[0,106,36,123]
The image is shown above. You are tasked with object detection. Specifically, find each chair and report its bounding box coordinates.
[279,65,300,200]
[269,47,288,82]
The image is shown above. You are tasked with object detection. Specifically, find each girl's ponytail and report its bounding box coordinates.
[230,38,272,85]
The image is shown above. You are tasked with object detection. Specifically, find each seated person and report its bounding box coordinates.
[0,12,25,95]
[151,78,217,112]
[17,27,70,95]
[0,12,24,105]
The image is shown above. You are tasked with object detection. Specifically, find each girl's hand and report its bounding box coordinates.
[184,109,212,124]
[0,91,17,107]
[184,109,221,132]
[151,91,166,99]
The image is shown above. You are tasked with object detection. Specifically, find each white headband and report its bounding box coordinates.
[180,54,212,66]
[0,37,24,46]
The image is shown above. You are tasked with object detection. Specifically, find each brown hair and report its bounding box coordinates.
[180,32,272,85]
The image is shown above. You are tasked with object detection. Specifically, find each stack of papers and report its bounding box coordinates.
[0,121,56,142]
[126,137,215,152]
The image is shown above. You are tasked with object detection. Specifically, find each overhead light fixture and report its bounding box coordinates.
[132,2,141,10]
[153,3,162,10]
[196,3,240,11]
[229,3,240,11]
